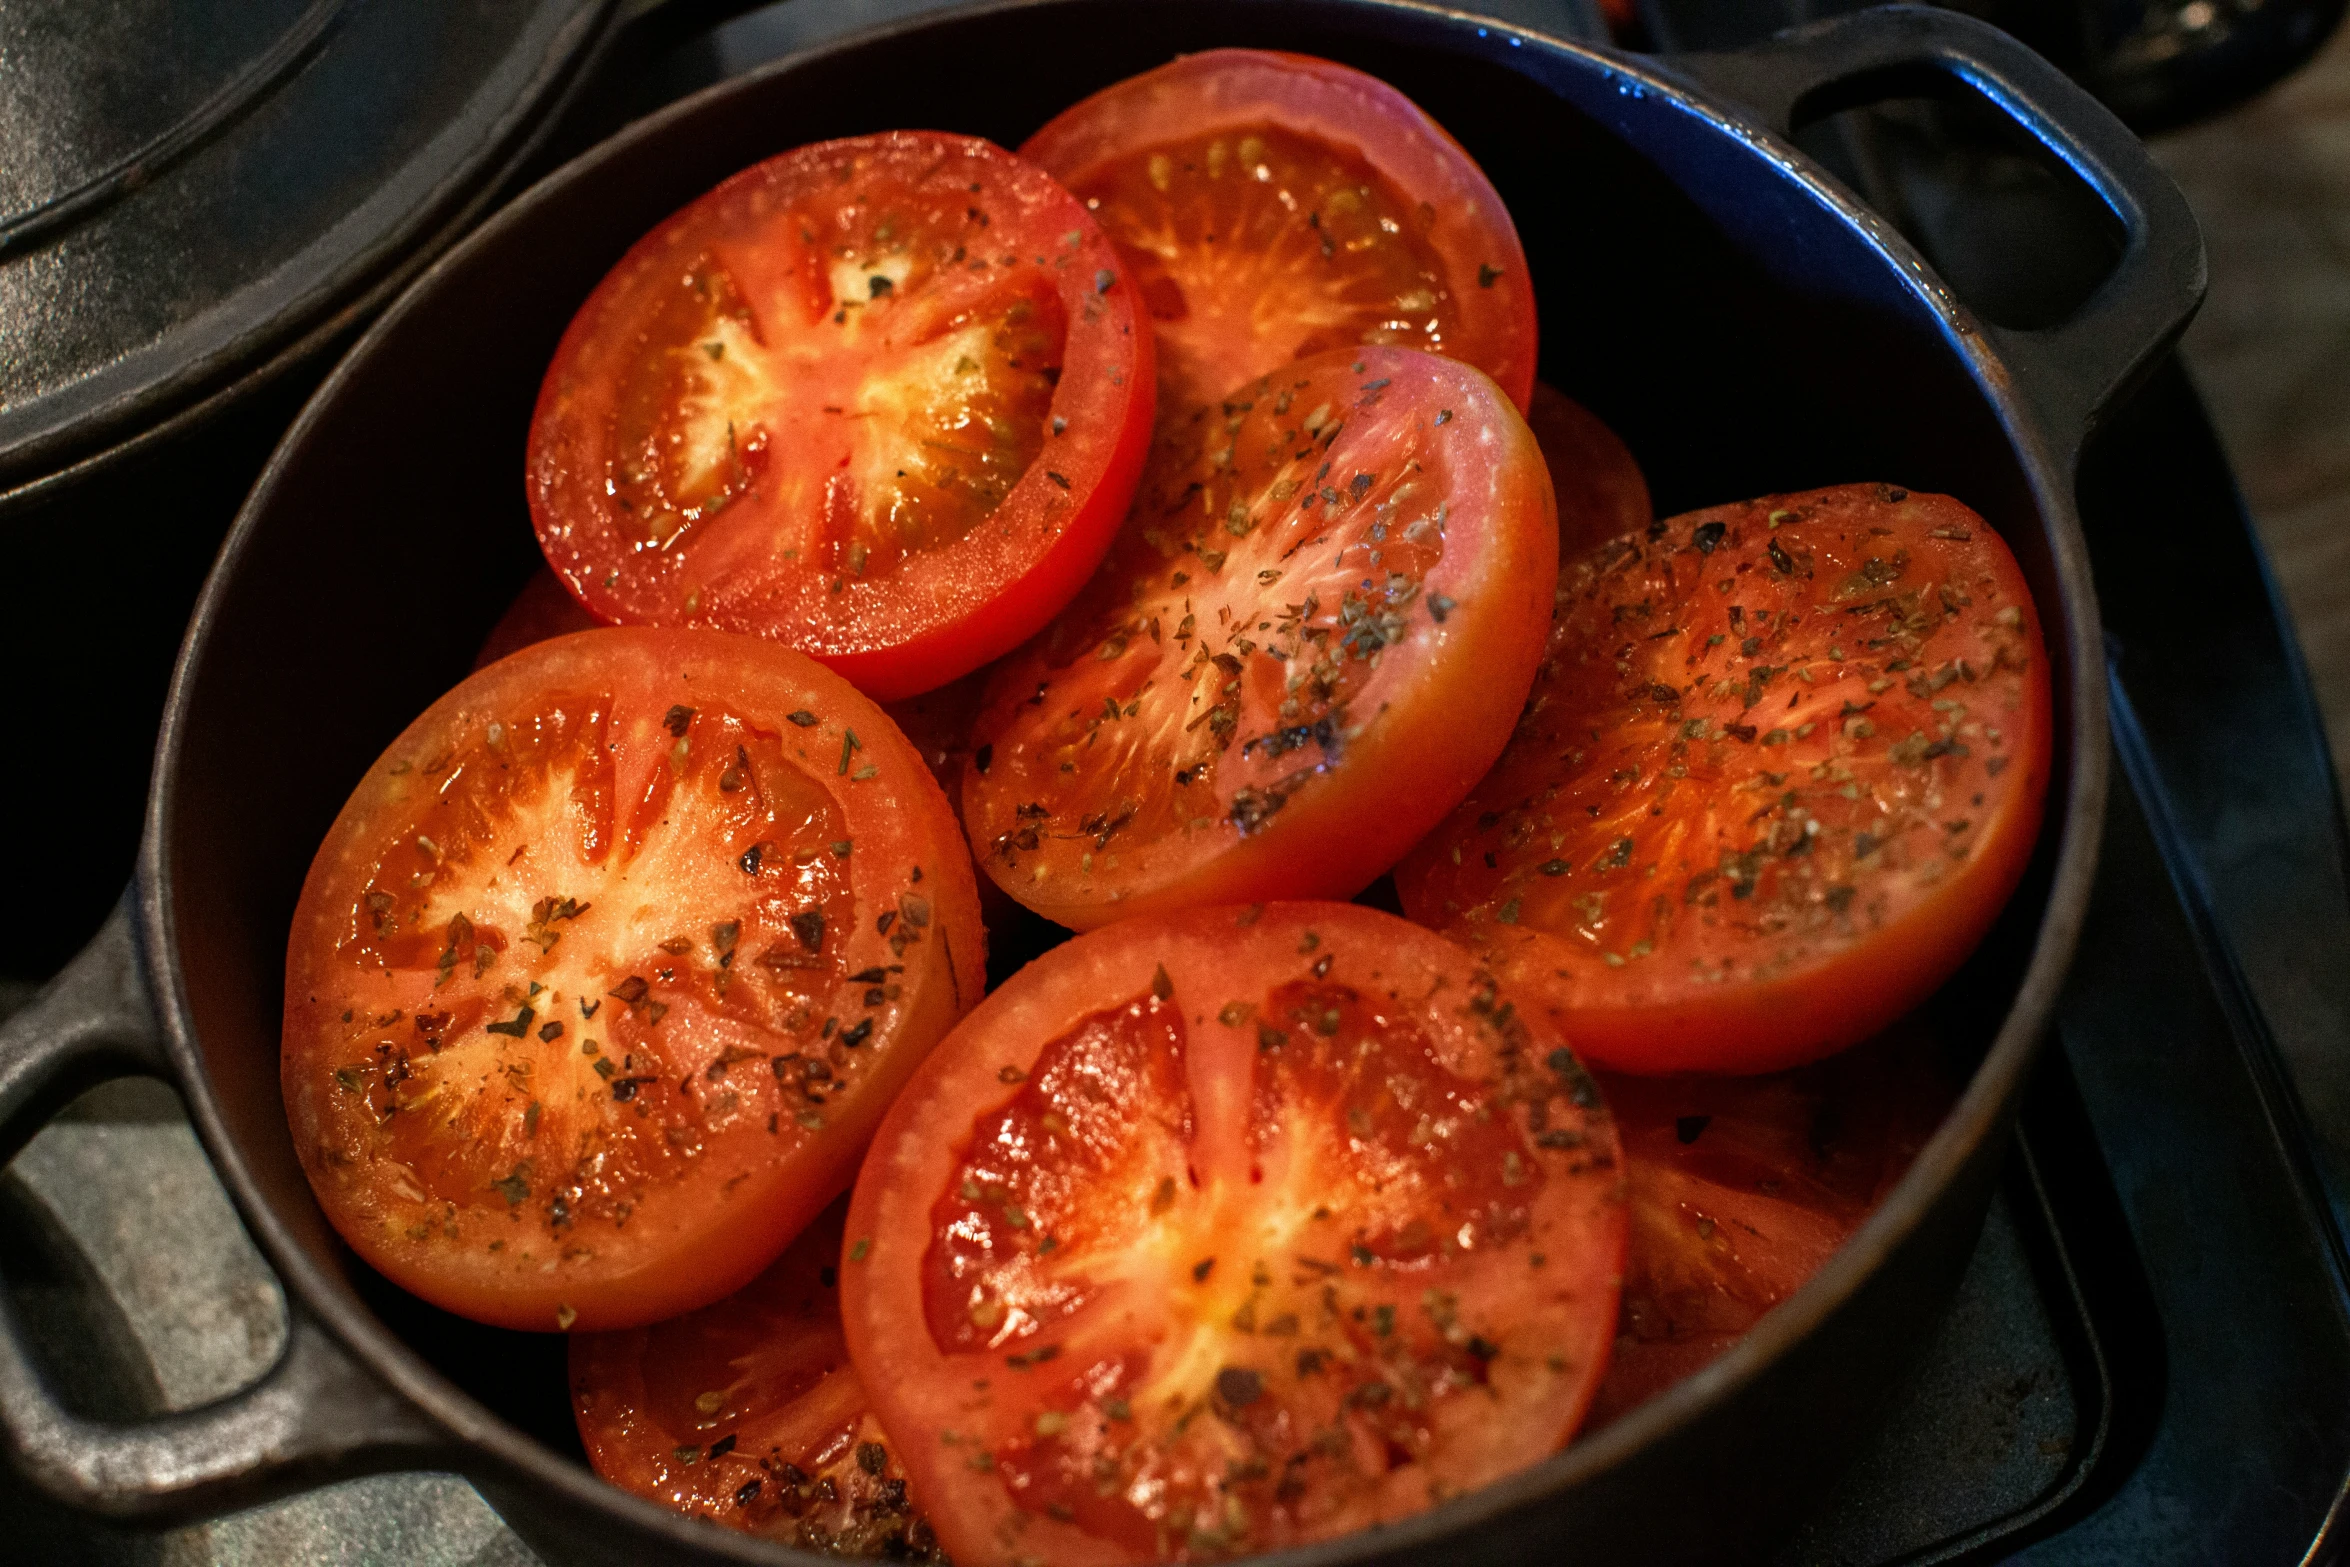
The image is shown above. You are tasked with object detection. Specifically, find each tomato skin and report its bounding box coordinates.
[283,628,984,1331]
[1396,484,2053,1075]
[474,568,603,670]
[570,1196,945,1557]
[841,903,1624,1565]
[963,347,1557,931]
[1583,1028,1951,1427]
[527,132,1154,702]
[1022,50,1535,420]
[1525,383,1650,554]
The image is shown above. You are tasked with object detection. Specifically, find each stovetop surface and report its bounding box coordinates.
[7,1,2350,1562]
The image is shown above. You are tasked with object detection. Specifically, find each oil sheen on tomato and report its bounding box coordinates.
[570,1197,944,1558]
[1584,1025,1952,1426]
[281,629,983,1331]
[842,904,1625,1564]
[1022,50,1534,421]
[1397,484,2053,1075]
[528,132,1152,700]
[963,346,1555,930]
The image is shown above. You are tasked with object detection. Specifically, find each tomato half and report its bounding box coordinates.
[1583,1027,1951,1427]
[571,1195,944,1558]
[475,568,602,671]
[1525,383,1650,555]
[842,903,1624,1564]
[282,628,985,1331]
[962,346,1556,930]
[528,132,1154,702]
[1022,51,1535,423]
[1396,484,2053,1074]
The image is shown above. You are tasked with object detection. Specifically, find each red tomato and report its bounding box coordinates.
[1583,1027,1952,1427]
[282,628,985,1331]
[1022,50,1535,423]
[880,669,1026,937]
[475,568,602,670]
[1396,484,2053,1075]
[570,1195,944,1558]
[527,132,1154,702]
[842,903,1624,1564]
[963,347,1556,930]
[1525,382,1650,555]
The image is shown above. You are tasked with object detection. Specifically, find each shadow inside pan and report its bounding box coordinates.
[153,3,2079,1560]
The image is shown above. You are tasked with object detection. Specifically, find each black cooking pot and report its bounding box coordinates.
[0,3,2201,1562]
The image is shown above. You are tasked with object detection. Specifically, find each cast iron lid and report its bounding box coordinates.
[0,0,614,499]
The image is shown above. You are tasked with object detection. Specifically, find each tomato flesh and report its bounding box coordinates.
[475,568,602,671]
[529,132,1154,700]
[283,629,984,1330]
[843,904,1624,1564]
[570,1196,944,1557]
[963,346,1556,930]
[1396,484,2053,1074]
[1584,1027,1952,1426]
[1524,382,1650,554]
[1023,50,1535,421]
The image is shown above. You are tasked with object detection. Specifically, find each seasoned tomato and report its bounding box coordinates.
[528,132,1154,702]
[1584,1027,1952,1427]
[1396,484,2053,1075]
[963,347,1556,930]
[842,903,1624,1565]
[571,1195,944,1558]
[475,568,601,670]
[282,628,984,1331]
[1525,382,1650,554]
[1022,50,1534,422]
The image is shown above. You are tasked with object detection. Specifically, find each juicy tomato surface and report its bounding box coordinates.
[282,628,985,1331]
[1396,484,2053,1075]
[475,568,602,671]
[842,903,1625,1566]
[528,132,1154,701]
[1524,382,1650,555]
[1584,1026,1952,1427]
[571,1195,945,1559]
[1022,50,1535,423]
[963,346,1556,930]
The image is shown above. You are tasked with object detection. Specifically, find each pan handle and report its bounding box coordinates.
[1665,3,2207,460]
[0,897,448,1521]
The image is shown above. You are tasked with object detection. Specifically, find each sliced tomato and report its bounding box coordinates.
[1395,484,2053,1075]
[1584,1026,1952,1427]
[475,568,603,671]
[1022,50,1535,423]
[1525,382,1650,554]
[282,628,985,1331]
[842,903,1624,1564]
[962,346,1556,930]
[570,1194,944,1557]
[527,132,1154,702]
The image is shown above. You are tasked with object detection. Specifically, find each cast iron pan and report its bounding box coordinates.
[0,3,2202,1562]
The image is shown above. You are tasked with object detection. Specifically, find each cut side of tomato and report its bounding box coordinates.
[475,568,603,671]
[1525,382,1650,555]
[841,903,1624,1565]
[282,628,984,1331]
[570,1194,944,1557]
[1583,1027,1952,1428]
[1396,484,2053,1075]
[1022,50,1535,423]
[962,346,1556,930]
[528,132,1154,701]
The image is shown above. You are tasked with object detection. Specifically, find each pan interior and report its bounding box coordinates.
[151,0,2077,1550]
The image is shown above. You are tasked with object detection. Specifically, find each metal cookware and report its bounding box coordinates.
[0,3,2203,1561]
